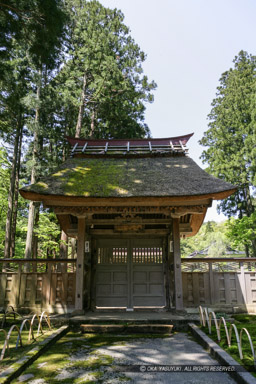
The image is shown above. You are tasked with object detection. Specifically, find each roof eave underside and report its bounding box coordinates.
[20,188,237,204]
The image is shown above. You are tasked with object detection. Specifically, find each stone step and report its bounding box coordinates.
[80,324,173,334]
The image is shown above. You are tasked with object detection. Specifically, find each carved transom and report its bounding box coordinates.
[53,205,206,218]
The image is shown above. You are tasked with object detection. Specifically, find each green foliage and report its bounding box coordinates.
[34,212,61,257]
[180,221,239,257]
[200,50,256,256]
[0,0,157,259]
[226,213,256,254]
[57,0,156,138]
[0,0,65,68]
[16,211,61,258]
[200,51,256,218]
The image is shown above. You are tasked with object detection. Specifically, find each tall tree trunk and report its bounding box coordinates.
[59,230,68,272]
[25,68,41,259]
[60,231,68,258]
[245,244,250,258]
[4,115,22,258]
[244,185,254,216]
[10,125,23,258]
[32,204,40,260]
[75,72,87,138]
[243,186,256,256]
[90,108,96,138]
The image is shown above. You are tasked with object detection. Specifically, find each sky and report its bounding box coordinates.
[100,0,256,222]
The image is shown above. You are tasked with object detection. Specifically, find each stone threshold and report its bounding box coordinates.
[80,323,173,334]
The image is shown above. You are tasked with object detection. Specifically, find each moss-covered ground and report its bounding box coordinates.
[11,332,171,384]
[201,314,256,376]
[0,314,56,372]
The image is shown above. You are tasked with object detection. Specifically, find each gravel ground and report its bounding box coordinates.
[96,333,237,384]
[15,332,238,384]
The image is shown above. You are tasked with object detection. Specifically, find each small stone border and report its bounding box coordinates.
[0,325,69,384]
[188,322,256,384]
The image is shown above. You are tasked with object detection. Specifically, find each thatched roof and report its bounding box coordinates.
[20,156,236,200]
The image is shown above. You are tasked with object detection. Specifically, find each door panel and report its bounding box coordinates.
[95,239,129,307]
[131,239,165,307]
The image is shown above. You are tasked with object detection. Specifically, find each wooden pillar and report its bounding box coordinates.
[75,217,85,311]
[90,239,97,310]
[84,229,91,310]
[165,235,172,309]
[172,218,183,310]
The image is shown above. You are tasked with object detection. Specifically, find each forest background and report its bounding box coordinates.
[0,0,256,260]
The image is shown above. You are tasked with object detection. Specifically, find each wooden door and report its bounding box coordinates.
[95,238,165,308]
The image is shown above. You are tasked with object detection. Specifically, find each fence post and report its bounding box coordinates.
[209,262,214,305]
[239,261,247,304]
[16,264,22,307]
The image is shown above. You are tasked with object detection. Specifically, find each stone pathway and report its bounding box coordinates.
[14,332,238,384]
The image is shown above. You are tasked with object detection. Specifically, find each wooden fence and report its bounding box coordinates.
[0,259,76,313]
[181,258,256,310]
[1,257,256,313]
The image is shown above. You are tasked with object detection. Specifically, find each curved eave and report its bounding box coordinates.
[190,209,207,237]
[19,187,237,204]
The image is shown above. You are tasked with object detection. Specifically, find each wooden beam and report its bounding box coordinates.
[172,218,183,310]
[179,223,192,233]
[181,257,254,262]
[85,218,172,225]
[67,224,192,235]
[86,228,170,236]
[0,258,76,263]
[170,206,206,218]
[75,217,85,311]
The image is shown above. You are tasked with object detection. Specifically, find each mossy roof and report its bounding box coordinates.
[20,156,236,199]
